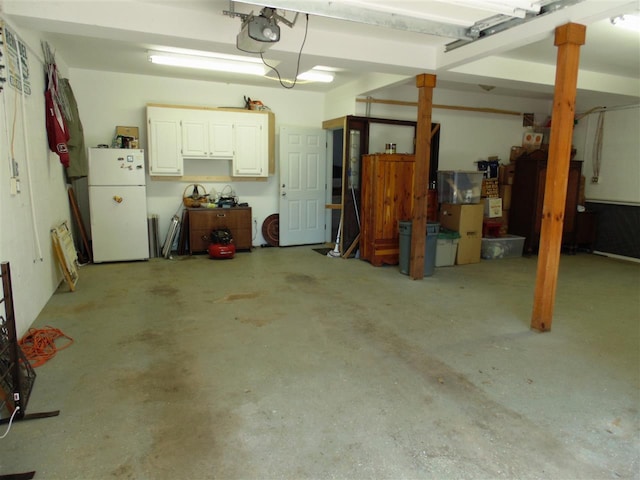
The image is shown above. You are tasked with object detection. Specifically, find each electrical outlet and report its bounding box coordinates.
[591,176,599,184]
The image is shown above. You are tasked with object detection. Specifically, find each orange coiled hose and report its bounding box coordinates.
[19,326,74,367]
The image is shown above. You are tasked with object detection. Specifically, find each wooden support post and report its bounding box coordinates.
[531,23,586,331]
[410,74,436,279]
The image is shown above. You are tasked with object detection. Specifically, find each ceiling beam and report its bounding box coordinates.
[445,0,583,51]
[435,0,637,71]
[235,0,473,39]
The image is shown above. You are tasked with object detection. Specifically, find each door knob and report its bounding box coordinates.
[281,192,287,197]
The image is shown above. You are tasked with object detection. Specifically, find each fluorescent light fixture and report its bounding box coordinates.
[148,51,268,76]
[297,69,335,83]
[610,14,640,31]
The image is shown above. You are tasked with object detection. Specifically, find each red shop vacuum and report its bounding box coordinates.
[207,228,236,259]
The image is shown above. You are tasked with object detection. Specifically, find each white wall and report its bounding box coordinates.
[0,20,72,336]
[68,70,555,254]
[68,69,326,246]
[573,106,640,205]
[356,84,553,171]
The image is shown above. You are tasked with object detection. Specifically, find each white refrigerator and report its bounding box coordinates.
[88,148,150,263]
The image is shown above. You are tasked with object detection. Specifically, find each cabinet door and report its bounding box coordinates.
[208,120,234,158]
[148,114,182,176]
[233,116,267,177]
[182,113,233,158]
[181,120,209,157]
[360,154,414,266]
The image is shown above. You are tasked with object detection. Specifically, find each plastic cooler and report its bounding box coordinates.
[398,221,440,276]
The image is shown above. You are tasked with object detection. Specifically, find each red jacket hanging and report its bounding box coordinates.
[44,65,70,167]
[45,88,70,167]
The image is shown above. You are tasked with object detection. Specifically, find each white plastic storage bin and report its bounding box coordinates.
[481,235,525,259]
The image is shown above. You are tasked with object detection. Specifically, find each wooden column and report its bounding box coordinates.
[410,73,436,279]
[531,23,586,331]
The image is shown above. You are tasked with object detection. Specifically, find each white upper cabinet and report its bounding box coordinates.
[147,107,183,176]
[147,105,272,178]
[181,118,208,158]
[232,114,268,177]
[181,112,234,159]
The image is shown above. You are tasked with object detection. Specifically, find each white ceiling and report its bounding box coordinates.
[3,0,639,109]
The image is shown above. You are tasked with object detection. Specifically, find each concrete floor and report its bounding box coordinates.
[2,247,639,479]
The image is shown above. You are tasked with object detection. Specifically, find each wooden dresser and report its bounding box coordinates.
[508,150,582,253]
[360,154,415,266]
[188,207,252,253]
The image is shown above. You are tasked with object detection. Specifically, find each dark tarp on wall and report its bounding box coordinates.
[60,78,88,179]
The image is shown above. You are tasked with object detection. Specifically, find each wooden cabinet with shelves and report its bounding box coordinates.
[360,153,415,266]
[188,207,252,253]
[508,149,582,253]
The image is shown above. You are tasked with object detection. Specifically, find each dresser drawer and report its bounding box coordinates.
[188,207,252,253]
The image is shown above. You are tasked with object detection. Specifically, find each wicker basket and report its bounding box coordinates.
[183,184,209,208]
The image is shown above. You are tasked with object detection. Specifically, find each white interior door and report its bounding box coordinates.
[279,126,327,246]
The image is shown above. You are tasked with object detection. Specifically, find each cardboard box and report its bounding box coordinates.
[481,178,499,198]
[499,163,516,185]
[457,233,482,264]
[484,198,502,218]
[499,185,512,210]
[510,146,526,162]
[439,202,484,234]
[439,203,484,265]
[114,126,140,148]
